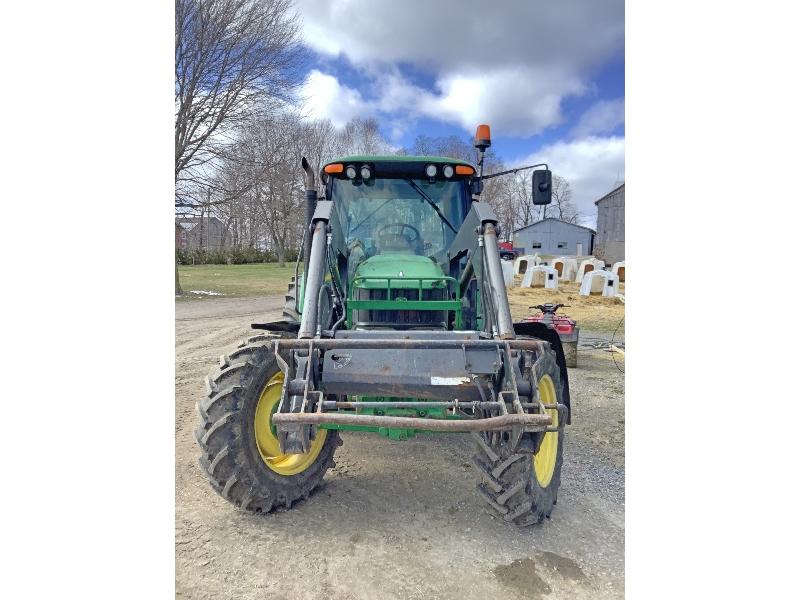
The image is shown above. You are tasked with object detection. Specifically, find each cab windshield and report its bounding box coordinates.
[332,177,468,258]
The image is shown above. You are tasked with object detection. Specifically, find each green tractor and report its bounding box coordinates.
[196,124,571,526]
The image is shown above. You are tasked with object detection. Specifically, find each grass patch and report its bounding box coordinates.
[507,279,625,333]
[177,263,295,298]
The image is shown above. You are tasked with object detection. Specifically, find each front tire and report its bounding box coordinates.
[472,347,565,526]
[195,334,340,512]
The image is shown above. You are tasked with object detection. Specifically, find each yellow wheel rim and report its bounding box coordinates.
[253,372,327,476]
[532,374,559,487]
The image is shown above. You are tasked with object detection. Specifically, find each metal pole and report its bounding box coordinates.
[298,220,327,339]
[301,158,317,288]
[482,222,515,339]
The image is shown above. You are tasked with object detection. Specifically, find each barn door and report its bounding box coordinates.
[576,243,583,257]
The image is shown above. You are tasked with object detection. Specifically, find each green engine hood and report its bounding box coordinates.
[353,254,447,290]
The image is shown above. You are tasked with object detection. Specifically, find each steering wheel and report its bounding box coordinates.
[375,223,422,253]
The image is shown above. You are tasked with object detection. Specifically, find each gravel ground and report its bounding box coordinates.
[176,296,625,599]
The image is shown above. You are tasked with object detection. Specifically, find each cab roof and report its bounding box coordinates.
[325,155,476,169]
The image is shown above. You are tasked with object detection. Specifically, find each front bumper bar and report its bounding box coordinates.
[271,331,564,437]
[271,410,553,431]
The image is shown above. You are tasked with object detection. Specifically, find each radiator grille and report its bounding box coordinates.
[353,287,447,329]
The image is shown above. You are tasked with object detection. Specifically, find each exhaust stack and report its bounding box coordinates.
[301,157,317,287]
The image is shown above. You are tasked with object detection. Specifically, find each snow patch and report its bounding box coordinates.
[189,290,224,296]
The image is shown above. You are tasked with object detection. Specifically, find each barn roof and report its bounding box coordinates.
[176,216,223,229]
[513,217,596,235]
[594,183,625,206]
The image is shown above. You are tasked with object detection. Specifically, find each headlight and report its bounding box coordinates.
[425,164,437,178]
[443,165,454,178]
[345,165,357,179]
[360,165,372,179]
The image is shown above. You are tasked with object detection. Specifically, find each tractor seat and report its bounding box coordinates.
[377,233,421,254]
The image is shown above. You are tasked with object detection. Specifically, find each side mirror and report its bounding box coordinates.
[532,169,552,205]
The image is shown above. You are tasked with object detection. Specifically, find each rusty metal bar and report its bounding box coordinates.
[271,411,552,431]
[319,400,566,411]
[321,400,497,410]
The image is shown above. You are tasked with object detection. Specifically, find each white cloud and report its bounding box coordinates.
[296,0,623,136]
[431,68,586,136]
[301,66,586,137]
[571,98,625,137]
[297,0,623,71]
[300,70,371,128]
[513,136,625,226]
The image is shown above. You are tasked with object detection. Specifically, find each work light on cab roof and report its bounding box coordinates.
[323,156,474,182]
[196,122,570,528]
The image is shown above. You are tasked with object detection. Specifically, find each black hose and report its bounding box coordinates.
[330,313,346,336]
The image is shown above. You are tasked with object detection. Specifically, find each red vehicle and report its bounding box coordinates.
[498,241,517,260]
[524,304,579,367]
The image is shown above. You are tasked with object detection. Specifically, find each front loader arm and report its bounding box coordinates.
[446,201,514,338]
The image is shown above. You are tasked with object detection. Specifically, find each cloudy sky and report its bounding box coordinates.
[295,0,624,226]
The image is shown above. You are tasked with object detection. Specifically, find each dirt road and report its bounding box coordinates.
[176,296,624,599]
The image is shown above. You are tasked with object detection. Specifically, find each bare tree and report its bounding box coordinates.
[251,115,304,266]
[298,118,340,175]
[175,0,304,198]
[485,173,520,241]
[550,175,582,224]
[499,171,536,229]
[175,0,304,292]
[411,134,473,163]
[337,117,393,156]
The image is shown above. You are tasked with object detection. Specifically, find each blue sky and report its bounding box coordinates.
[295,0,625,224]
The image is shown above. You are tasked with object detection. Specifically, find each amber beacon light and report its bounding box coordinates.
[474,124,491,150]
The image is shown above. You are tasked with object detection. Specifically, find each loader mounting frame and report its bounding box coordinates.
[269,334,568,453]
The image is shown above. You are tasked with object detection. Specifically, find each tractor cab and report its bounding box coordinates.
[324,157,474,256]
[322,157,476,331]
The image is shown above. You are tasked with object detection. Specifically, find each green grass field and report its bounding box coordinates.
[177,263,295,298]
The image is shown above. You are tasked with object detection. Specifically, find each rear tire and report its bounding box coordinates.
[282,276,300,323]
[471,347,565,526]
[195,334,340,513]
